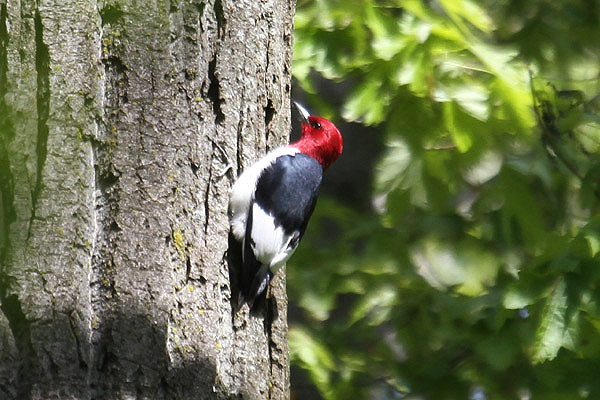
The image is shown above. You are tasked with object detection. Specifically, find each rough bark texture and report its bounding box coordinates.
[0,0,294,398]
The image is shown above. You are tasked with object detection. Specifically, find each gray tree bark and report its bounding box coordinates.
[0,0,294,398]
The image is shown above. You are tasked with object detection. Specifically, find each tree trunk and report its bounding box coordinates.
[0,0,294,398]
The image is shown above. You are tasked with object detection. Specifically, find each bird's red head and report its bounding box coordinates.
[291,104,343,170]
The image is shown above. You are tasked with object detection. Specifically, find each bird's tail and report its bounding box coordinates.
[238,265,273,311]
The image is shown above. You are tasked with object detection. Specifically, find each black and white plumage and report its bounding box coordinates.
[229,102,343,309]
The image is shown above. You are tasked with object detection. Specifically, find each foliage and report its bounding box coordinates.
[290,0,600,398]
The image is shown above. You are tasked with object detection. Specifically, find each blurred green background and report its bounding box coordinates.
[288,0,600,398]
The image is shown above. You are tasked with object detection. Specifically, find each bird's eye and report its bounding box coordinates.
[310,120,322,129]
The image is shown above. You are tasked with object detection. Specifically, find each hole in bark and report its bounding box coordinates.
[207,57,224,124]
[190,160,199,175]
[104,55,128,74]
[84,94,94,107]
[264,99,275,127]
[98,169,118,189]
[100,4,124,25]
[185,257,192,281]
[108,220,121,232]
[103,56,129,104]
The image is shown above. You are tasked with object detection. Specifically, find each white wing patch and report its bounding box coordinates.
[250,203,298,273]
[229,146,299,241]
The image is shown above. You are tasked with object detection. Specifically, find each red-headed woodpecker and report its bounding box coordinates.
[230,102,343,309]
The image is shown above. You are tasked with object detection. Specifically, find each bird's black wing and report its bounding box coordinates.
[240,153,323,308]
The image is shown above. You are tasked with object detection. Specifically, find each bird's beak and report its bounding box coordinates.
[293,101,311,124]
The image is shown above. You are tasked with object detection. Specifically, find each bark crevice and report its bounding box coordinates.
[27,7,50,240]
[0,4,31,397]
[207,56,224,124]
[0,1,15,258]
[68,310,88,370]
[213,0,225,38]
[91,13,125,390]
[203,152,213,235]
[0,294,34,398]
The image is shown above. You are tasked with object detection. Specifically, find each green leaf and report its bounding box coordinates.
[298,291,335,322]
[503,282,543,310]
[443,101,473,152]
[463,150,503,185]
[475,334,518,370]
[500,167,549,249]
[438,0,493,33]
[577,215,600,258]
[342,79,390,125]
[292,0,600,396]
[532,278,578,363]
[575,120,600,154]
[289,326,336,398]
[348,285,397,326]
[374,138,412,195]
[410,237,500,296]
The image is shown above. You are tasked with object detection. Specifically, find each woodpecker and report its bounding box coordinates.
[229,102,343,309]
